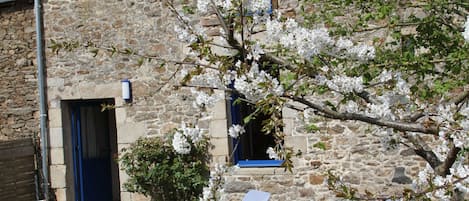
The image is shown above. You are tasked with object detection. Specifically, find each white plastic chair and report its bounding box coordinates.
[242,190,270,201]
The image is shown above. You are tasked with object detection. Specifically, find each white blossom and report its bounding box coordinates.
[377,69,393,83]
[463,16,469,42]
[228,124,245,138]
[174,25,197,43]
[347,44,375,61]
[433,176,446,187]
[341,100,359,113]
[180,123,204,143]
[233,62,284,101]
[318,75,364,93]
[335,38,354,50]
[395,73,410,95]
[303,108,316,120]
[172,131,191,154]
[200,164,226,201]
[437,104,455,123]
[246,0,271,12]
[266,147,279,160]
[191,88,224,108]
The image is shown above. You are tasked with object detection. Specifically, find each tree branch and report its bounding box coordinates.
[404,133,442,169]
[287,95,439,135]
[435,140,461,176]
[452,90,469,105]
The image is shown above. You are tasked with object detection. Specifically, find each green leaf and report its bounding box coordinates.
[313,142,327,150]
[306,123,320,133]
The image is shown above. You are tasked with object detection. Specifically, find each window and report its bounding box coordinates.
[229,62,283,167]
[230,96,283,167]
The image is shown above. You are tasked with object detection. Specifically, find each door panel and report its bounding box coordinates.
[69,100,119,201]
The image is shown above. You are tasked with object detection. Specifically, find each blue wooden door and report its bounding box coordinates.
[70,102,114,201]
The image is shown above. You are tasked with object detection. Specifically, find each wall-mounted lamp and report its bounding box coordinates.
[121,79,132,103]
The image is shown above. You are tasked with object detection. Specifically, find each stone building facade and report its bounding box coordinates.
[42,1,426,201]
[0,1,39,141]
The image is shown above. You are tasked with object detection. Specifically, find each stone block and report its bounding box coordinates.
[117,122,145,144]
[50,165,66,188]
[49,127,64,148]
[211,155,228,165]
[232,167,276,175]
[78,83,97,99]
[282,106,298,119]
[120,191,131,201]
[209,119,228,138]
[285,136,307,154]
[200,15,220,26]
[47,78,65,87]
[48,108,62,128]
[54,188,67,201]
[392,167,412,184]
[131,193,151,201]
[50,147,64,165]
[282,118,294,136]
[209,98,228,119]
[223,181,255,193]
[210,137,229,156]
[95,83,120,98]
[115,107,127,124]
[119,169,131,191]
[309,174,324,185]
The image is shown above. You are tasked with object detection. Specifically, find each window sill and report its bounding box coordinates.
[230,167,293,175]
[237,160,284,167]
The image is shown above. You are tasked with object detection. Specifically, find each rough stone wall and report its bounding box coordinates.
[43,0,201,136]
[43,0,429,200]
[222,117,426,201]
[43,1,203,200]
[218,1,428,200]
[0,2,39,140]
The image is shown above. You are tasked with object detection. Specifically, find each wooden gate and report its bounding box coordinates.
[0,138,37,201]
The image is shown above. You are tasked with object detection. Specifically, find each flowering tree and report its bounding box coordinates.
[50,0,469,200]
[167,0,469,200]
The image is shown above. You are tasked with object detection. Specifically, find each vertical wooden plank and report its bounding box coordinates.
[0,138,36,201]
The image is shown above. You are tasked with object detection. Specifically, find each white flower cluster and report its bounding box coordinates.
[341,100,359,113]
[246,0,271,12]
[376,69,393,83]
[316,74,364,93]
[414,162,469,200]
[174,25,197,43]
[395,73,411,95]
[190,68,225,89]
[234,62,284,101]
[191,88,224,108]
[463,16,469,43]
[246,43,264,61]
[172,131,191,154]
[266,18,334,59]
[197,0,270,14]
[367,95,395,120]
[265,19,375,61]
[200,164,226,201]
[460,106,469,131]
[228,124,245,138]
[345,44,376,61]
[266,147,279,160]
[171,123,204,154]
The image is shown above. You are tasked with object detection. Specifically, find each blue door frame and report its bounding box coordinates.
[70,102,114,201]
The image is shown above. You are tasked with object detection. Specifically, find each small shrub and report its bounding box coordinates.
[120,130,210,201]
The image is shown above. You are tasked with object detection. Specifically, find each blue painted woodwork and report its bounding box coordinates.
[70,103,113,201]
